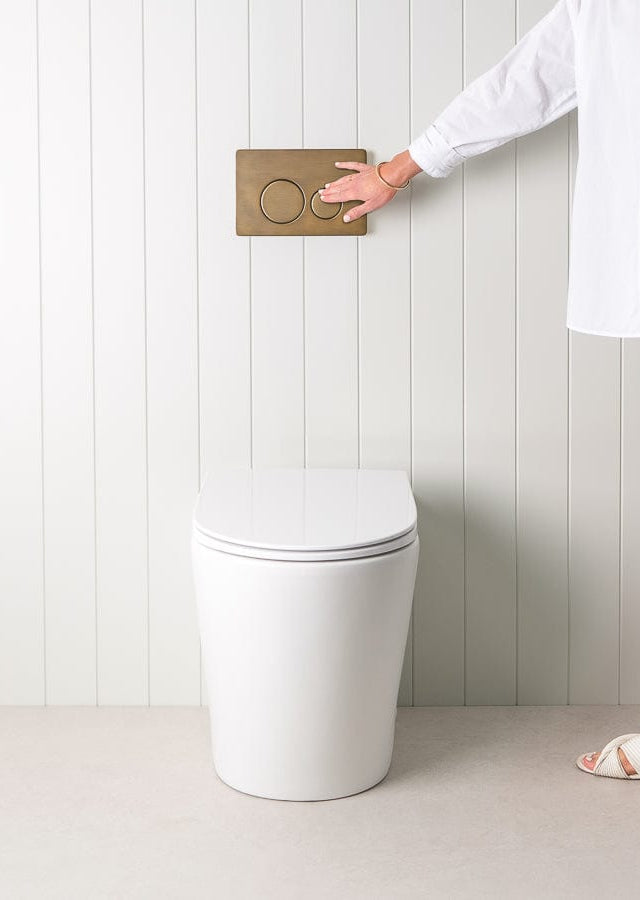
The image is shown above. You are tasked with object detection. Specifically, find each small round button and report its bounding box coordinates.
[310,190,342,220]
[260,179,305,224]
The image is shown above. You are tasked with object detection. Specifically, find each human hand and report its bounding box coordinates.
[319,152,421,223]
[318,161,398,223]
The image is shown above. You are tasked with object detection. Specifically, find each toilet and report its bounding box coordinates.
[191,466,419,801]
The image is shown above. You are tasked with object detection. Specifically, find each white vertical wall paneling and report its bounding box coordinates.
[357,0,413,705]
[4,0,639,708]
[196,0,251,705]
[515,0,569,705]
[38,0,96,704]
[567,101,621,706]
[303,0,359,469]
[196,0,251,473]
[464,0,517,705]
[568,339,621,705]
[0,0,44,703]
[411,0,465,706]
[249,0,304,468]
[566,81,620,703]
[91,0,148,705]
[620,341,640,703]
[143,0,200,704]
[566,93,621,703]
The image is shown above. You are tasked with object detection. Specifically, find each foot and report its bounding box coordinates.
[580,747,637,775]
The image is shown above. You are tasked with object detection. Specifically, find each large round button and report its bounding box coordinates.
[260,179,305,224]
[310,189,342,220]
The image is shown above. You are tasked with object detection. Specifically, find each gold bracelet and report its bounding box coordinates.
[375,161,410,190]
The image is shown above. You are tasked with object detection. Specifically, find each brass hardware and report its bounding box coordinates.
[310,189,341,220]
[260,179,305,224]
[236,148,368,236]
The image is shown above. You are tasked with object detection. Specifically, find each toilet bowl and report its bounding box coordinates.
[191,466,419,801]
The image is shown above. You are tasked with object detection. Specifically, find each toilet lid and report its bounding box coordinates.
[192,467,417,560]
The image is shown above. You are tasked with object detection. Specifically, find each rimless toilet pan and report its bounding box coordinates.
[191,466,419,801]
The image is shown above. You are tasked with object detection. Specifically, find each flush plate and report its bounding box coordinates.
[236,149,368,236]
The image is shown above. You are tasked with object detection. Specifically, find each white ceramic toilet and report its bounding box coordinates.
[191,466,419,801]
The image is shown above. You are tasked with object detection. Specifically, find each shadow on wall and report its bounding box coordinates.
[412,482,578,707]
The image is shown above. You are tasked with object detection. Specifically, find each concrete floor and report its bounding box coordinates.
[2,707,640,899]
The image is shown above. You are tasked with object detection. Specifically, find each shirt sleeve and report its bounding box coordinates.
[407,0,578,177]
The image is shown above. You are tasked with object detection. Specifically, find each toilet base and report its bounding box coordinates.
[213,758,393,802]
[192,537,419,802]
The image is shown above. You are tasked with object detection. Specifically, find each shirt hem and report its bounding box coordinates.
[567,322,640,338]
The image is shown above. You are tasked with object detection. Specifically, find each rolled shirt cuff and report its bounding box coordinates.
[406,122,466,178]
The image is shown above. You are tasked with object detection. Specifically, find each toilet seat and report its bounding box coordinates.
[192,524,418,562]
[192,467,417,562]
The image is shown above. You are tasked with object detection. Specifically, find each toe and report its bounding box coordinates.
[581,751,599,771]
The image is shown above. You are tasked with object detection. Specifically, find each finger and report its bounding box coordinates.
[334,161,368,172]
[323,173,356,190]
[320,180,358,202]
[343,200,374,222]
[322,173,357,192]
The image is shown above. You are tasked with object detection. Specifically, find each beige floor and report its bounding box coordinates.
[2,706,640,899]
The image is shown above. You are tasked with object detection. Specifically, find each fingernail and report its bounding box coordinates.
[343,215,350,223]
[325,183,330,188]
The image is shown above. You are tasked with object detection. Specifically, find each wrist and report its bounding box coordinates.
[379,151,422,187]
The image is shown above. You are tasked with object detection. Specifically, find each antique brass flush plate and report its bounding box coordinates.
[236,148,368,236]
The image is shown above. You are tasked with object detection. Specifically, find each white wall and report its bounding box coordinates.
[2,0,639,707]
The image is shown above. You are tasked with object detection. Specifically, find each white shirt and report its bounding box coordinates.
[406,0,640,338]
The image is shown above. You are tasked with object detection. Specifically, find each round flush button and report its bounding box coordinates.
[310,190,342,220]
[260,179,305,224]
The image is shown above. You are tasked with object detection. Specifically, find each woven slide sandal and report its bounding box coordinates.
[576,732,640,779]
